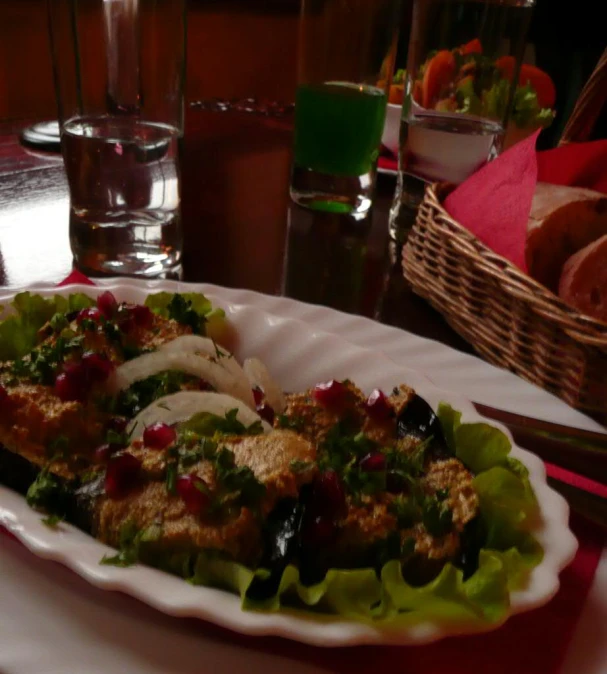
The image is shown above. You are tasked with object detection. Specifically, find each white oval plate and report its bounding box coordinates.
[0,281,578,646]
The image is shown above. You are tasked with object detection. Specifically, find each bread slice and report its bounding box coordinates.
[558,234,607,323]
[526,183,607,292]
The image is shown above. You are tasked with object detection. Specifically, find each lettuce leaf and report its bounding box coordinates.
[144,292,225,336]
[115,403,543,627]
[511,83,555,129]
[455,78,554,130]
[0,292,95,360]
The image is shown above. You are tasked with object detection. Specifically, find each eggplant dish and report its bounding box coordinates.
[0,290,543,624]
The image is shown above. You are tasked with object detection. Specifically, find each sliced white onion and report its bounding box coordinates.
[243,357,286,414]
[159,335,253,408]
[113,351,254,409]
[127,391,272,439]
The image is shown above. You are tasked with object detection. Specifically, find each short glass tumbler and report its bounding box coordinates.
[48,0,186,278]
[291,0,402,219]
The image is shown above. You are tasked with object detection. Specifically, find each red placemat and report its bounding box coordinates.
[0,270,605,673]
[378,149,398,174]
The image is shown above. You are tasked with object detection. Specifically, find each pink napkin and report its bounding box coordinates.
[0,271,605,674]
[58,269,96,287]
[444,130,541,271]
[537,140,607,194]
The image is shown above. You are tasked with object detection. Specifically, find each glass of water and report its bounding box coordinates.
[389,0,535,243]
[48,0,186,278]
[290,0,403,219]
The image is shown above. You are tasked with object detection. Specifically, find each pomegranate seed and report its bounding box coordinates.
[312,380,347,409]
[106,416,128,434]
[96,291,118,319]
[54,368,86,402]
[311,470,347,518]
[364,389,393,421]
[81,351,115,383]
[76,307,103,327]
[256,402,275,425]
[131,305,153,328]
[94,443,121,463]
[302,515,336,547]
[176,474,211,515]
[252,387,264,406]
[105,452,141,498]
[143,422,176,450]
[359,451,386,472]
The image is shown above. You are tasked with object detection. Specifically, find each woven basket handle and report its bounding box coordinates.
[558,47,607,146]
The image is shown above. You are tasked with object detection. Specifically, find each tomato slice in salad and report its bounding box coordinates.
[518,63,556,109]
[495,56,556,109]
[459,38,482,55]
[421,50,456,109]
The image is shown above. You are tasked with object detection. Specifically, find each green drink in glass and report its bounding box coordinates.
[290,0,401,216]
[294,82,387,178]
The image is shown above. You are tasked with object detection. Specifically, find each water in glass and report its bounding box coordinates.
[62,116,183,278]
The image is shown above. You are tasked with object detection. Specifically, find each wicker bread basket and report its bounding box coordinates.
[402,183,607,419]
[402,48,607,420]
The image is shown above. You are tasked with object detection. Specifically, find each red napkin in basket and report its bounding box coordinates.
[0,271,605,674]
[537,140,607,194]
[444,130,541,271]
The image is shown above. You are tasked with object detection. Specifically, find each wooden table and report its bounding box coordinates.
[0,110,473,357]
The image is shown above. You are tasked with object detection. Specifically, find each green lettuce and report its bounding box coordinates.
[144,292,224,336]
[455,78,554,130]
[114,403,543,626]
[0,292,94,361]
[511,83,555,129]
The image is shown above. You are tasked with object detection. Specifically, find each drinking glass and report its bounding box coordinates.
[389,0,534,243]
[290,0,403,218]
[48,0,186,278]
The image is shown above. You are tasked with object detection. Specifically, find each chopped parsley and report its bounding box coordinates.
[181,409,263,438]
[100,521,162,567]
[178,437,218,468]
[276,414,304,432]
[390,494,421,529]
[384,436,433,478]
[422,496,454,537]
[389,490,454,537]
[165,462,178,495]
[214,447,265,508]
[26,467,67,514]
[42,514,63,528]
[289,460,314,474]
[114,371,194,417]
[10,334,85,385]
[46,435,70,459]
[105,425,134,448]
[318,423,376,474]
[167,294,206,335]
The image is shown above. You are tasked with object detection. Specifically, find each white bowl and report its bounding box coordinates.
[381,102,402,156]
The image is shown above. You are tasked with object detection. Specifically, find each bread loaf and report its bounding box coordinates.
[558,234,607,323]
[525,183,607,292]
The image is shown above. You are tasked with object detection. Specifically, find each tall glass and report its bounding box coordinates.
[48,0,186,278]
[389,0,534,243]
[291,0,402,218]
